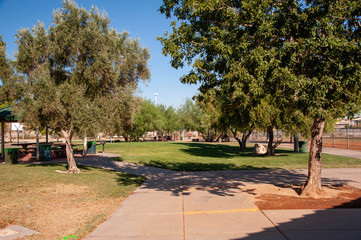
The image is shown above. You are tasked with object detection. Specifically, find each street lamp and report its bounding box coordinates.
[154,93,158,105]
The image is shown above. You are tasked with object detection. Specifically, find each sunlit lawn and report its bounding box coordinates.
[101,141,361,171]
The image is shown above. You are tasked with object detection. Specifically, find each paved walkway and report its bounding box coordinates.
[77,153,361,240]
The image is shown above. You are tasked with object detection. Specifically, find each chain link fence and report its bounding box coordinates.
[323,128,361,150]
[247,128,361,151]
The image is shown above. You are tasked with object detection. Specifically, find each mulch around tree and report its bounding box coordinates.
[241,184,361,210]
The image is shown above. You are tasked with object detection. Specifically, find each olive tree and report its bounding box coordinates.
[14,0,150,172]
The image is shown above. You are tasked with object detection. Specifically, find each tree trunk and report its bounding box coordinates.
[241,129,253,151]
[61,130,81,173]
[230,127,253,151]
[83,136,87,157]
[230,127,243,150]
[299,117,325,197]
[9,124,12,143]
[294,135,299,152]
[266,126,274,156]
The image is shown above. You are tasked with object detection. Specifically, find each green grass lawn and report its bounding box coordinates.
[0,164,144,239]
[101,141,361,171]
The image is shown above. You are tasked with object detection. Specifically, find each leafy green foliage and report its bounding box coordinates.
[158,0,361,193]
[128,100,164,141]
[0,36,19,104]
[13,1,150,170]
[177,98,204,131]
[158,104,180,135]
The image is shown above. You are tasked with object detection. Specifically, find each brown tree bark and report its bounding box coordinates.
[61,129,81,173]
[266,126,284,156]
[299,117,325,197]
[241,129,253,150]
[230,127,242,148]
[230,127,253,151]
[267,126,275,156]
[82,136,87,157]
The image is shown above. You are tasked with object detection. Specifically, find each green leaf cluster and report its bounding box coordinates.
[13,0,150,137]
[159,0,361,147]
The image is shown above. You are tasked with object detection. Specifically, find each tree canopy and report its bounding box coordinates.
[13,0,150,172]
[159,0,361,196]
[0,36,15,104]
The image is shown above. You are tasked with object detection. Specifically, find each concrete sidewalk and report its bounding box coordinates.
[79,154,361,240]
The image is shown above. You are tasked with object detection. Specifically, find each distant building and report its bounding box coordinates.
[353,117,361,126]
[336,117,361,128]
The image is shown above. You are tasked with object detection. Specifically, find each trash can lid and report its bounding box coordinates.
[40,145,51,149]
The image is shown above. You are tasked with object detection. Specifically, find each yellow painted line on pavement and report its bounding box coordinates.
[184,185,241,191]
[184,207,259,215]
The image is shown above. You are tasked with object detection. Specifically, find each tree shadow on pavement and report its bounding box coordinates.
[136,168,355,197]
[115,172,146,187]
[24,154,358,199]
[229,197,361,240]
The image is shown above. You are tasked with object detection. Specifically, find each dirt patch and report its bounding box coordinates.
[240,184,361,210]
[1,183,122,239]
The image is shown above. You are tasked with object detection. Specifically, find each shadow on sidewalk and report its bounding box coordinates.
[24,154,357,199]
[230,197,361,240]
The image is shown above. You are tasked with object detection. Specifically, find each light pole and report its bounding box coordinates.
[153,93,159,139]
[154,93,158,105]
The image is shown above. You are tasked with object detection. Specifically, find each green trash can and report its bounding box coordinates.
[5,148,19,164]
[299,141,308,153]
[87,141,96,154]
[40,144,52,161]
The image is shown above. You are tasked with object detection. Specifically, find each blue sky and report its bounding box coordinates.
[0,0,199,107]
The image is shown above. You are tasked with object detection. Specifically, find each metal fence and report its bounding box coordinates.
[322,128,361,150]
[248,130,289,142]
[247,128,361,151]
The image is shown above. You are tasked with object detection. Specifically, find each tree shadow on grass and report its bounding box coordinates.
[111,156,124,162]
[115,172,145,186]
[173,142,245,158]
[173,142,292,159]
[25,163,94,171]
[142,160,270,171]
[25,161,145,187]
[22,154,357,199]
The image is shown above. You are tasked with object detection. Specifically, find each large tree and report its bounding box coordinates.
[0,36,17,103]
[277,1,361,196]
[0,36,10,88]
[14,0,150,172]
[129,100,164,141]
[159,0,361,197]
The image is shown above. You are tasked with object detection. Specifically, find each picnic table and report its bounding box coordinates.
[11,142,57,151]
[51,143,83,157]
[11,142,82,157]
[11,142,37,151]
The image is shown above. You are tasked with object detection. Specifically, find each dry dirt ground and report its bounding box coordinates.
[240,184,361,210]
[1,183,123,240]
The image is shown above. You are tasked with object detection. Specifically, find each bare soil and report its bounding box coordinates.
[323,141,361,151]
[240,184,361,210]
[1,183,122,240]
